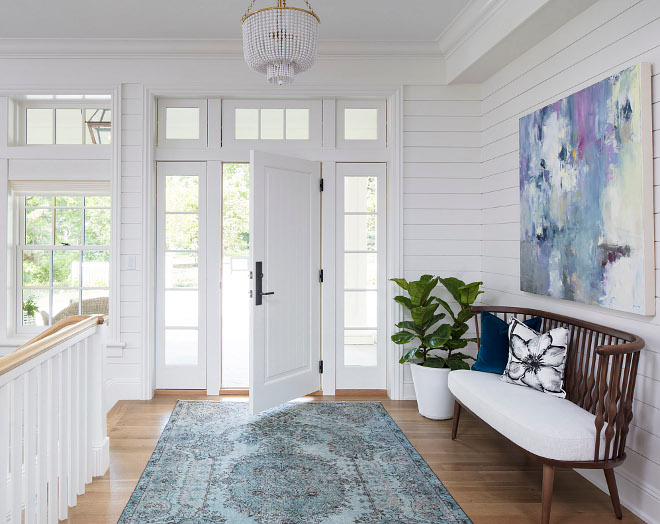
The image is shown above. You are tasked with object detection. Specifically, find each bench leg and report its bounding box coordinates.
[604,468,623,519]
[451,401,461,440]
[541,464,555,524]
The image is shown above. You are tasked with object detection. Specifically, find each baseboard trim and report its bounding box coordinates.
[576,465,660,524]
[105,378,142,413]
[90,437,110,477]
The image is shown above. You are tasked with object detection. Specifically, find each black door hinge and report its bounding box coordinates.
[319,269,324,283]
[319,360,324,374]
[320,178,324,192]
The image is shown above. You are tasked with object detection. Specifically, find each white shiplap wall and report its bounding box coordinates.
[105,83,144,410]
[401,85,482,398]
[479,0,660,519]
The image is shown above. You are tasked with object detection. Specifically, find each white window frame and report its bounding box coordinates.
[222,100,322,149]
[336,99,387,149]
[157,99,208,148]
[16,195,111,334]
[15,100,112,147]
[335,162,387,389]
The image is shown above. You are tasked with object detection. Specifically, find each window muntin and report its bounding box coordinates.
[19,196,111,331]
[222,101,321,147]
[25,107,111,145]
[234,107,310,141]
[342,174,379,366]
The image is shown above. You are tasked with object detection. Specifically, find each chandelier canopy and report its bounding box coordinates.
[242,0,320,85]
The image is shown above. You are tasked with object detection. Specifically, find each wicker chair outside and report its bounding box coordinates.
[41,297,109,325]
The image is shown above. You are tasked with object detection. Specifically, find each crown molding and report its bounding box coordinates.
[0,38,443,60]
[437,0,507,57]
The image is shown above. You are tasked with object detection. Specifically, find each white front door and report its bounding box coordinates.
[155,162,207,389]
[249,151,321,414]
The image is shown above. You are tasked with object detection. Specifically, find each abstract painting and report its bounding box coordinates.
[519,63,655,315]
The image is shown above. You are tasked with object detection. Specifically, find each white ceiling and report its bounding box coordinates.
[0,0,470,41]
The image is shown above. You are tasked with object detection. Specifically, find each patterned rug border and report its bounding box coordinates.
[118,400,471,523]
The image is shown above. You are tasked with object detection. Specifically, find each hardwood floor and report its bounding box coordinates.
[63,393,644,523]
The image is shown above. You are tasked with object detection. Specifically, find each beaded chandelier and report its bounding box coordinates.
[242,0,320,85]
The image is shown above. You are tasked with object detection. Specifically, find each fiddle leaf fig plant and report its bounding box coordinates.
[391,275,484,370]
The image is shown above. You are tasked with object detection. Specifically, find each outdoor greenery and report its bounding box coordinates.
[222,164,250,257]
[391,275,483,370]
[22,294,39,318]
[21,196,111,322]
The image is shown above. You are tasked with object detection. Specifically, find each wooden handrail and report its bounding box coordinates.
[0,314,106,377]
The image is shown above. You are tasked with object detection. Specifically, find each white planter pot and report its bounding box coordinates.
[409,363,454,420]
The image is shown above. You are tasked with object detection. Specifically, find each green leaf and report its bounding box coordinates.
[421,313,446,331]
[457,308,475,324]
[419,274,435,283]
[411,303,439,327]
[390,278,409,291]
[457,281,484,305]
[394,295,413,310]
[446,359,470,371]
[399,347,422,364]
[408,277,439,307]
[446,339,468,350]
[395,320,418,332]
[451,323,469,339]
[391,331,416,345]
[438,277,466,304]
[425,323,452,348]
[435,297,456,322]
[421,357,447,369]
[448,352,476,362]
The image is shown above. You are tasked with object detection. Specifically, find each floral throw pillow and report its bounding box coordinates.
[501,318,568,398]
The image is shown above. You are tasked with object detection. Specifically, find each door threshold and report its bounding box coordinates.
[155,389,249,396]
[335,389,388,397]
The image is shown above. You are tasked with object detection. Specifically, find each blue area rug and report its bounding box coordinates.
[119,401,471,523]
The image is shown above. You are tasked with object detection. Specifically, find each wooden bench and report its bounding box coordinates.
[449,306,644,524]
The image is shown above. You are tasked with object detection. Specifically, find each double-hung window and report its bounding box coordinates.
[18,195,111,332]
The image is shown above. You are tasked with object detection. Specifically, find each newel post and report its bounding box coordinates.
[88,319,109,477]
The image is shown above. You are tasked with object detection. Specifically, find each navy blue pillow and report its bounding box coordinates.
[472,311,542,374]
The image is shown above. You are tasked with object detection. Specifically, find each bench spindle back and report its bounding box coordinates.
[471,306,643,463]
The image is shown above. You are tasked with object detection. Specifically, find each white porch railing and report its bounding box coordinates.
[0,315,109,523]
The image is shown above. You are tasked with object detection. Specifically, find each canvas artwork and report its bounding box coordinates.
[519,63,655,315]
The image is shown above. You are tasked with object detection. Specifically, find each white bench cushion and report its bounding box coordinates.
[448,370,607,461]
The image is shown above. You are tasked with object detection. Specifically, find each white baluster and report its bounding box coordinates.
[0,384,10,524]
[24,368,38,524]
[10,378,23,524]
[68,345,78,508]
[47,356,59,524]
[58,349,69,521]
[78,341,86,494]
[37,362,49,522]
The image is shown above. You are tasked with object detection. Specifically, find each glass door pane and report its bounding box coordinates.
[221,163,250,388]
[156,163,206,389]
[337,163,387,390]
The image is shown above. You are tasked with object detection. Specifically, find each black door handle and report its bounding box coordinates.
[255,261,274,306]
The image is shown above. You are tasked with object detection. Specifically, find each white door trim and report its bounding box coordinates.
[141,88,403,399]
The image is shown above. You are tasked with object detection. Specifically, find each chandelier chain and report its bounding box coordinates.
[243,0,258,20]
[244,0,315,19]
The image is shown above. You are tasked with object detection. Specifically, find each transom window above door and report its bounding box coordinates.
[222,100,322,147]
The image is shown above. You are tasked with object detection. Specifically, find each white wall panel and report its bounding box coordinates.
[479,5,660,517]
